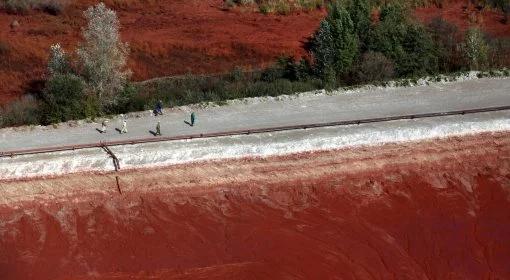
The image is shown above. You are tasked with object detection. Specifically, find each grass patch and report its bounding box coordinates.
[225,0,325,14]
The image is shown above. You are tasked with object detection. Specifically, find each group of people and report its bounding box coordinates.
[98,100,196,136]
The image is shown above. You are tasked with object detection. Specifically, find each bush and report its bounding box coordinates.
[1,0,66,15]
[105,83,144,114]
[37,0,64,15]
[298,0,324,10]
[0,96,41,128]
[3,0,31,14]
[487,37,510,68]
[428,16,463,72]
[356,51,395,83]
[40,74,95,124]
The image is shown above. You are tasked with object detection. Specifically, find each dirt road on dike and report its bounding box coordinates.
[2,77,510,153]
[0,132,509,279]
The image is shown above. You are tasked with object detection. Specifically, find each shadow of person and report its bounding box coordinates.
[184,120,193,127]
[115,128,122,134]
[96,128,104,134]
[149,130,157,136]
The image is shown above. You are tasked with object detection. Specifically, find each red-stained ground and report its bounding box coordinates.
[0,132,509,279]
[1,0,509,105]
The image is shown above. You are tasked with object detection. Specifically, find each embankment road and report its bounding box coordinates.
[1,77,509,156]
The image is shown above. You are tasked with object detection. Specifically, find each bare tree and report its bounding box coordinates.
[77,2,130,106]
[463,27,489,70]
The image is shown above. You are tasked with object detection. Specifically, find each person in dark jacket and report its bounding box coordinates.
[190,112,196,126]
[154,100,163,115]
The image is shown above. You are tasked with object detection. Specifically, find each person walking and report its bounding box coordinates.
[120,119,127,134]
[100,120,108,133]
[190,112,196,126]
[155,121,161,136]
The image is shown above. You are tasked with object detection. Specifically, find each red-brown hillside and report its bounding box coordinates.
[0,0,508,105]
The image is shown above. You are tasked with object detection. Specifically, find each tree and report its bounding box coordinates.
[463,27,489,70]
[77,2,131,106]
[367,3,438,77]
[48,43,71,76]
[311,0,359,80]
[347,0,371,50]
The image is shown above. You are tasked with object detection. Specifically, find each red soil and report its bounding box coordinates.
[1,0,509,105]
[0,132,509,279]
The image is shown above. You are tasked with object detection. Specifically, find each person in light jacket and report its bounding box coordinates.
[120,120,127,134]
[100,120,108,133]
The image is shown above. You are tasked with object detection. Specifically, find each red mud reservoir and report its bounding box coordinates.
[0,132,509,279]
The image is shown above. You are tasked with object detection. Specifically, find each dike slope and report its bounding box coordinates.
[0,132,509,279]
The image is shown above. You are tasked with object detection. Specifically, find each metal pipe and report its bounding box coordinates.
[2,105,509,158]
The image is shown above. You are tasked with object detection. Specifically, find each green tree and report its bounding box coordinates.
[347,0,371,50]
[367,3,438,76]
[311,0,359,81]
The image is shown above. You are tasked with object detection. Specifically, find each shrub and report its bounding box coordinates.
[0,96,41,128]
[356,51,395,83]
[37,0,64,15]
[1,0,66,15]
[275,0,291,14]
[77,2,131,107]
[299,0,324,10]
[277,56,314,81]
[40,73,92,124]
[231,68,245,82]
[3,0,31,14]
[462,27,489,70]
[486,37,510,68]
[428,16,463,72]
[105,83,143,114]
[259,3,271,13]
